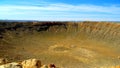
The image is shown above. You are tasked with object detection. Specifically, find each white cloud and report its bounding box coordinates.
[0,3,120,21]
[0,3,120,14]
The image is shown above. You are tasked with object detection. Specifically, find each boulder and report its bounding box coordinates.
[48,64,56,68]
[21,59,41,68]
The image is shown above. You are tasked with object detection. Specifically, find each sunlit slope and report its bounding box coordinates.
[0,21,120,68]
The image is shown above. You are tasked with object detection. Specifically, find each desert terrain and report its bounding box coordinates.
[0,21,120,68]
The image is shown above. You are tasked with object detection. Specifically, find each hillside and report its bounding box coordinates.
[0,21,120,68]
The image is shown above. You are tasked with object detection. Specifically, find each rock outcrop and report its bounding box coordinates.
[0,58,56,68]
[0,62,22,68]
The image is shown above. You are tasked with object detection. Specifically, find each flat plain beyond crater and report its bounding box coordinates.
[0,21,120,68]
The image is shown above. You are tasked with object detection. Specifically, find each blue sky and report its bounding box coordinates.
[0,0,120,21]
